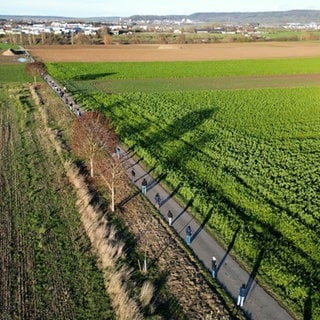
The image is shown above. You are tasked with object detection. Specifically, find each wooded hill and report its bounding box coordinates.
[1,10,320,25]
[129,10,320,25]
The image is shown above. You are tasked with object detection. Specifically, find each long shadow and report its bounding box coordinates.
[172,198,194,224]
[160,182,182,206]
[150,239,174,267]
[192,207,214,241]
[131,156,144,168]
[120,150,139,164]
[122,153,144,169]
[216,226,241,275]
[72,72,116,81]
[152,271,186,320]
[117,190,141,210]
[303,287,313,320]
[145,172,167,191]
[114,107,219,181]
[135,165,157,183]
[245,248,265,298]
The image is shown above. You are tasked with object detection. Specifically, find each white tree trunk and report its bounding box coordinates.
[110,167,115,212]
[90,156,94,177]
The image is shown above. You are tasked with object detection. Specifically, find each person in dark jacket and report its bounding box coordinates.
[131,169,136,182]
[141,178,147,193]
[154,193,161,209]
[186,225,192,245]
[167,210,173,226]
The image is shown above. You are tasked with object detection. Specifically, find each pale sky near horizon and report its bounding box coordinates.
[2,0,320,18]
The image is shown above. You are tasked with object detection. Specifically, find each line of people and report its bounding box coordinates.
[43,72,250,312]
[137,173,248,309]
[43,74,83,117]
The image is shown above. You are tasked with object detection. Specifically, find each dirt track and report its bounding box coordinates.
[28,41,320,62]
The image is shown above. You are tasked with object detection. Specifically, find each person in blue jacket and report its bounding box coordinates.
[237,284,247,307]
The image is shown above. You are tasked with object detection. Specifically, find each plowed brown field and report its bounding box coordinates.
[27,41,320,62]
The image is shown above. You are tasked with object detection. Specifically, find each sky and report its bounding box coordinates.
[2,0,320,18]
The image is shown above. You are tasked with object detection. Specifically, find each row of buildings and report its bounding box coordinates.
[1,17,320,38]
[0,21,100,36]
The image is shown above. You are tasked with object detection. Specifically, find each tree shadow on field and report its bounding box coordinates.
[118,107,219,201]
[192,207,214,241]
[111,104,219,169]
[117,190,141,210]
[244,229,279,301]
[217,226,240,276]
[172,198,194,224]
[303,287,313,320]
[160,182,182,206]
[151,271,186,319]
[146,172,167,191]
[245,248,265,297]
[72,72,116,81]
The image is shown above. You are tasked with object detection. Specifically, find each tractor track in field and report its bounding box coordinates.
[0,85,79,319]
[0,94,36,319]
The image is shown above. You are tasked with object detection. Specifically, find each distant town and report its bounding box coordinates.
[1,10,320,45]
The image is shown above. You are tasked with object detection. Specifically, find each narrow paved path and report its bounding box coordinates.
[121,148,294,320]
[44,74,294,320]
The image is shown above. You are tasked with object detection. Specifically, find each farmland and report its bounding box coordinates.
[28,42,320,62]
[0,64,33,83]
[47,57,320,319]
[0,57,246,319]
[0,83,114,319]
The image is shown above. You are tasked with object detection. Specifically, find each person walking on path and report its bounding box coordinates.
[154,193,161,209]
[116,146,121,159]
[186,225,192,245]
[167,210,173,226]
[141,178,147,194]
[131,169,136,182]
[211,256,217,279]
[237,284,247,308]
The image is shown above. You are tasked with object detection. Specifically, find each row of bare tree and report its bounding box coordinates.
[25,62,125,213]
[71,112,127,212]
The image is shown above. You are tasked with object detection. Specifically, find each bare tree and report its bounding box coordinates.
[97,152,127,212]
[71,111,117,178]
[25,62,46,86]
[71,111,128,212]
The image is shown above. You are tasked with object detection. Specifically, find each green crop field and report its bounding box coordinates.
[0,43,20,50]
[48,58,320,320]
[47,57,320,81]
[0,64,33,83]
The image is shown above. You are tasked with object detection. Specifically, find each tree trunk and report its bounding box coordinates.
[110,167,115,212]
[90,156,94,177]
[111,181,115,212]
